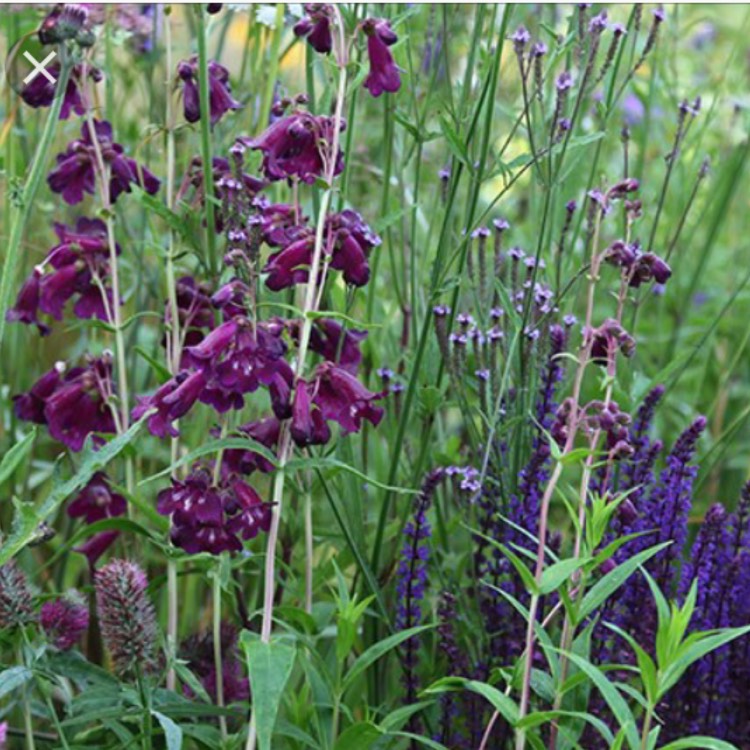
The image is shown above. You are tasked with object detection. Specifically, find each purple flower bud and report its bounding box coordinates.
[294,5,334,55]
[556,71,574,91]
[177,56,241,126]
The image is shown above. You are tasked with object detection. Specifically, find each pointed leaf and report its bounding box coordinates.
[0,428,36,488]
[241,635,296,750]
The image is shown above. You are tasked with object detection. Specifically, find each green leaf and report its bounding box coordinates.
[286,456,417,494]
[516,710,614,745]
[659,625,750,698]
[0,666,32,699]
[380,701,434,732]
[333,722,383,750]
[241,635,296,750]
[0,416,147,566]
[389,732,449,750]
[539,558,585,595]
[0,428,36,488]
[424,677,519,727]
[557,652,639,750]
[341,625,430,693]
[152,711,183,750]
[659,738,740,750]
[577,542,670,624]
[140,436,279,485]
[439,116,470,166]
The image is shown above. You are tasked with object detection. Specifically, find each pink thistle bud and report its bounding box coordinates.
[0,560,35,629]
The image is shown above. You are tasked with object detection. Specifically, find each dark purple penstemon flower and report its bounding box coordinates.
[290,380,331,447]
[20,63,102,120]
[242,111,345,184]
[14,356,117,451]
[181,316,294,415]
[222,417,280,476]
[311,361,384,434]
[68,471,128,566]
[294,4,334,54]
[362,17,401,97]
[47,119,160,205]
[8,218,116,332]
[180,623,250,704]
[40,591,89,650]
[285,317,366,373]
[264,210,380,290]
[157,468,272,555]
[177,56,242,126]
[132,369,207,438]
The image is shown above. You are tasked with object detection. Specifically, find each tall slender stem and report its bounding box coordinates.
[213,567,228,740]
[196,7,217,276]
[247,11,349,750]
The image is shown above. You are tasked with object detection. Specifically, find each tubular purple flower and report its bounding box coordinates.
[242,111,345,184]
[362,18,402,97]
[177,56,241,126]
[312,362,384,434]
[132,369,207,438]
[294,4,334,54]
[48,120,160,205]
[21,63,101,119]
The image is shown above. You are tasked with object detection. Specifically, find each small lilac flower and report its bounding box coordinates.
[362,18,401,97]
[312,362,384,434]
[294,4,334,54]
[48,120,160,205]
[177,56,241,126]
[556,71,574,91]
[21,63,102,120]
[242,111,345,184]
[41,591,89,650]
[510,25,530,52]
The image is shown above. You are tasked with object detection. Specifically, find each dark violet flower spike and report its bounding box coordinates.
[177,56,241,126]
[41,591,89,650]
[0,560,35,630]
[396,468,445,707]
[294,4,334,54]
[96,560,158,677]
[362,18,401,98]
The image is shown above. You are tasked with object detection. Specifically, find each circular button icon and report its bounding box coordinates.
[4,32,62,100]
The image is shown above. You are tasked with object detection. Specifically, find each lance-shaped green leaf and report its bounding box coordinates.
[241,635,296,750]
[0,428,36,489]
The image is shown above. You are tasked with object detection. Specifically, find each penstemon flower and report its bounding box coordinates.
[362,18,402,97]
[177,56,242,126]
[47,120,160,205]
